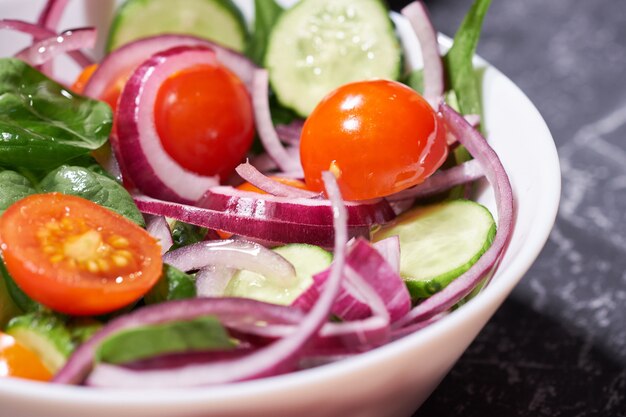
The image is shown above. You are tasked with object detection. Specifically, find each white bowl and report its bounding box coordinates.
[0,1,560,416]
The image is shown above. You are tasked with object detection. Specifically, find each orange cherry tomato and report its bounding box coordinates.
[154,64,255,180]
[0,332,51,381]
[71,63,98,94]
[300,80,449,200]
[0,194,163,316]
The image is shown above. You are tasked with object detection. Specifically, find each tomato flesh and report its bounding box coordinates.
[300,80,448,200]
[0,194,162,316]
[0,332,51,381]
[155,64,255,180]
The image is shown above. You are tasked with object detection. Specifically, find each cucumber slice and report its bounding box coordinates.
[373,200,496,299]
[5,314,75,373]
[106,0,247,52]
[225,244,332,305]
[265,0,402,116]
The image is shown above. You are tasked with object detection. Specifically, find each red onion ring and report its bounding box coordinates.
[145,215,173,254]
[235,161,319,198]
[252,69,302,173]
[37,0,69,30]
[163,240,297,286]
[388,158,484,201]
[116,46,220,203]
[402,2,444,107]
[195,266,235,297]
[372,235,401,275]
[275,120,304,146]
[15,27,96,68]
[133,194,369,248]
[86,172,348,388]
[199,186,395,227]
[394,104,515,327]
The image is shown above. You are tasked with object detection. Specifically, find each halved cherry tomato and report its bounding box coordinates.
[0,332,51,381]
[71,63,98,94]
[0,194,163,316]
[154,64,255,180]
[71,64,125,112]
[300,80,448,200]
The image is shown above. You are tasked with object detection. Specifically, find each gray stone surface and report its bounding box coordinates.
[387,0,626,415]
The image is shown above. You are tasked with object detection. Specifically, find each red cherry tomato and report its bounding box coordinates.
[0,194,163,316]
[300,80,448,200]
[154,64,255,180]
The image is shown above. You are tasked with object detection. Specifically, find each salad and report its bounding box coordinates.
[0,0,513,388]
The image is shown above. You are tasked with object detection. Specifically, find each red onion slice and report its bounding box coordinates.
[195,266,235,297]
[86,172,348,388]
[84,34,255,102]
[394,104,515,327]
[116,46,220,203]
[53,298,304,385]
[145,215,173,254]
[252,69,302,173]
[134,194,369,248]
[15,28,96,68]
[235,161,319,198]
[402,2,444,107]
[199,186,395,227]
[388,158,484,201]
[275,120,304,146]
[37,0,69,30]
[372,235,401,275]
[163,240,297,286]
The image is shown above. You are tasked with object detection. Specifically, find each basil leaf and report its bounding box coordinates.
[0,170,37,215]
[96,316,234,365]
[246,0,284,66]
[39,165,145,227]
[0,58,112,170]
[444,0,491,117]
[144,264,197,304]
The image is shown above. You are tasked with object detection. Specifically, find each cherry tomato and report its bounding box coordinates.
[300,80,448,200]
[71,64,98,94]
[0,194,163,316]
[71,64,123,112]
[154,64,255,180]
[0,332,51,381]
[236,177,308,194]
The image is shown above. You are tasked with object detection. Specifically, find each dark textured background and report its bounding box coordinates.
[386,0,626,416]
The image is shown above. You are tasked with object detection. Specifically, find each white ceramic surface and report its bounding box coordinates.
[0,1,561,416]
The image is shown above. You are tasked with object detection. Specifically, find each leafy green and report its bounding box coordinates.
[247,0,284,66]
[0,262,23,328]
[403,69,424,95]
[145,264,197,304]
[95,316,234,365]
[69,319,103,344]
[39,165,145,226]
[0,258,41,314]
[0,170,37,215]
[0,58,112,171]
[169,220,208,250]
[444,0,491,117]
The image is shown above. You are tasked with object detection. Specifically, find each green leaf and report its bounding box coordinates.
[403,69,424,95]
[39,165,145,226]
[95,316,235,365]
[144,264,197,304]
[0,58,112,170]
[0,170,37,215]
[169,220,208,250]
[444,0,491,117]
[0,258,41,314]
[246,0,284,66]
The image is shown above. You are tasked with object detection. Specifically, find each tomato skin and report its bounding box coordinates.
[155,64,255,180]
[0,332,51,381]
[0,194,162,316]
[300,80,448,200]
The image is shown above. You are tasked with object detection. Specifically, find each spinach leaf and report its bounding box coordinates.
[0,258,42,314]
[0,170,37,215]
[444,0,491,117]
[144,264,197,304]
[403,69,424,95]
[0,58,112,170]
[95,316,234,365]
[170,220,208,250]
[39,165,145,227]
[246,0,284,66]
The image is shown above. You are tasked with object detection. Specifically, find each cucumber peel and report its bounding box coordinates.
[374,200,496,299]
